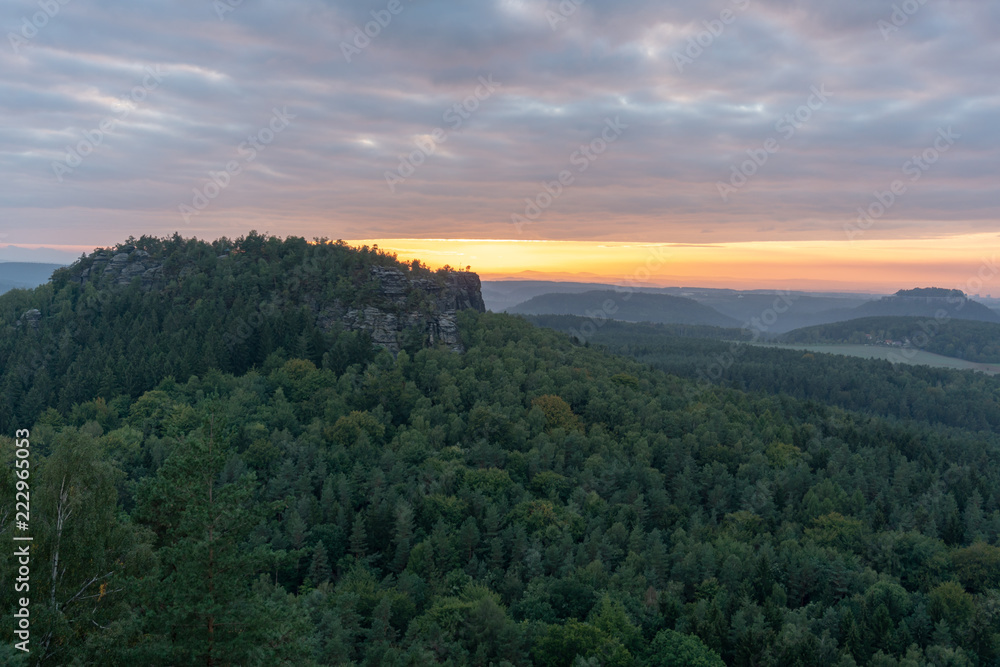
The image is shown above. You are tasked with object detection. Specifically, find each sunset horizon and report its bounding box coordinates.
[7,231,998,294]
[5,1,1000,662]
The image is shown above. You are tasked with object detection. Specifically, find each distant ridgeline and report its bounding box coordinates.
[847,287,1000,323]
[508,290,740,328]
[0,232,484,430]
[0,261,67,295]
[894,287,966,298]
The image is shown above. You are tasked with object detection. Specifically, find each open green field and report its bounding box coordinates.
[754,342,1000,374]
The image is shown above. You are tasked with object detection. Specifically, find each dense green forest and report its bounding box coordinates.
[779,317,1000,364]
[3,236,1000,666]
[0,232,457,434]
[527,315,1000,433]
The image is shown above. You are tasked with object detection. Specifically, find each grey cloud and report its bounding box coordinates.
[0,0,996,245]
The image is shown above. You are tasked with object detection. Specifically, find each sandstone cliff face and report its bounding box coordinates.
[315,267,486,353]
[68,248,486,354]
[72,246,169,291]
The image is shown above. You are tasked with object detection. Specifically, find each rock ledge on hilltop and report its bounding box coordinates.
[315,267,485,353]
[65,247,486,354]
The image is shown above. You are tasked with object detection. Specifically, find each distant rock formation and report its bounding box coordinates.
[850,287,1000,323]
[895,288,966,299]
[71,246,168,291]
[66,247,486,354]
[315,266,485,353]
[16,308,41,330]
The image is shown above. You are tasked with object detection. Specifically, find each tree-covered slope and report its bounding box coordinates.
[509,290,739,328]
[3,236,1000,666]
[780,316,1000,363]
[525,314,754,343]
[527,314,1000,433]
[0,232,482,434]
[3,312,1000,664]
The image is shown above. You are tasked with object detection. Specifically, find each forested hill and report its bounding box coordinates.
[780,316,1000,363]
[526,315,1000,432]
[4,235,1000,665]
[5,309,1000,664]
[847,289,1000,323]
[895,288,966,298]
[0,232,484,432]
[509,290,739,327]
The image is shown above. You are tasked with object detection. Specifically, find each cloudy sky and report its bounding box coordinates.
[1,0,997,288]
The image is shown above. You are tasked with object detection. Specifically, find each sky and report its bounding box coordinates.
[1,0,998,289]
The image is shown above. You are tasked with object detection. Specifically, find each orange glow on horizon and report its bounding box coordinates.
[344,234,1000,294]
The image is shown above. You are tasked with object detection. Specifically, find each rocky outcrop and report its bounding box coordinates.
[68,247,486,354]
[72,247,167,291]
[368,266,485,312]
[16,308,41,330]
[315,266,485,353]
